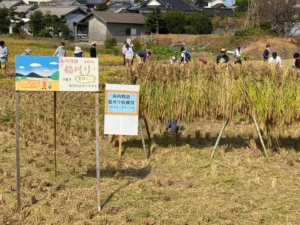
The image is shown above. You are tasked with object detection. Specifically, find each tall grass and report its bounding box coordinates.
[133,61,300,146]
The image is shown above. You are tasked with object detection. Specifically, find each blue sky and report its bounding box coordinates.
[16,56,59,77]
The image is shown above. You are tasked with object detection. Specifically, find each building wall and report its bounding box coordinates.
[106,23,144,43]
[65,12,87,35]
[88,17,107,43]
[205,0,225,8]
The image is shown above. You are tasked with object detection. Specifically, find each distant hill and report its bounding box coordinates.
[16,72,51,79]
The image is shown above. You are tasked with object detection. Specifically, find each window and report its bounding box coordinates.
[125,28,137,36]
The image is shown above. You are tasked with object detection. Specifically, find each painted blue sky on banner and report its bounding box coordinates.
[16,56,59,78]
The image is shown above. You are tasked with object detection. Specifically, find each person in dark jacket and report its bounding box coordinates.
[263,44,271,61]
[90,41,97,58]
[216,48,229,64]
[136,51,151,63]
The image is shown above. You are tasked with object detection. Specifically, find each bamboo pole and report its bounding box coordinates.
[119,135,122,157]
[252,116,269,161]
[211,120,229,159]
[139,118,147,159]
[15,91,21,215]
[95,92,101,211]
[54,92,57,177]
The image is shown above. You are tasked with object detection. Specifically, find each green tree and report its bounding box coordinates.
[234,0,249,17]
[144,7,166,34]
[162,10,185,34]
[185,12,212,34]
[0,8,10,34]
[96,3,107,11]
[194,0,206,8]
[29,11,45,36]
[12,20,25,34]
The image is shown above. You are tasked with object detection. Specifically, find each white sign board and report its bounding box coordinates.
[104,84,139,135]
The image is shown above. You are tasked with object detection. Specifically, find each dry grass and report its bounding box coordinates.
[1,37,300,224]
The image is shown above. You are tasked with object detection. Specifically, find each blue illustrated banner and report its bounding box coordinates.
[107,92,137,114]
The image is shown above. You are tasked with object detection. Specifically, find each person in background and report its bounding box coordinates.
[130,42,135,65]
[124,43,134,66]
[74,46,83,57]
[198,58,207,65]
[53,42,66,57]
[216,48,229,65]
[90,41,97,58]
[21,48,31,56]
[122,42,127,66]
[268,52,282,67]
[180,46,190,64]
[170,56,180,65]
[0,40,8,75]
[292,52,300,69]
[136,51,151,63]
[166,120,177,135]
[263,44,271,61]
[234,45,242,64]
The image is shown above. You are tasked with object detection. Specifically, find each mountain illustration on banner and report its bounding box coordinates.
[15,56,99,92]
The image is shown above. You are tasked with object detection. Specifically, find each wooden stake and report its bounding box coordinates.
[15,91,21,215]
[95,92,101,211]
[211,120,229,159]
[119,135,122,157]
[54,92,57,177]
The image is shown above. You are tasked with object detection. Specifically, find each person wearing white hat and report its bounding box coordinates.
[21,49,31,56]
[74,46,83,57]
[90,41,97,58]
[170,56,180,65]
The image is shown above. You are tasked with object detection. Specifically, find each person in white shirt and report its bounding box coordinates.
[122,42,127,66]
[234,45,242,64]
[124,43,133,67]
[268,52,282,67]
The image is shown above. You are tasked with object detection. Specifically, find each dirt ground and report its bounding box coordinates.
[141,34,300,60]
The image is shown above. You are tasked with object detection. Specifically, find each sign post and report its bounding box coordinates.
[15,56,100,212]
[104,84,142,156]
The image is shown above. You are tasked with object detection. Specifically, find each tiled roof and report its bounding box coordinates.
[14,4,36,13]
[0,0,23,9]
[27,6,87,17]
[129,0,198,12]
[82,11,145,24]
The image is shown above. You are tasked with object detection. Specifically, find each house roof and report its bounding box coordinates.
[0,0,23,9]
[106,2,131,12]
[14,4,36,13]
[27,6,87,18]
[104,0,131,4]
[127,0,199,13]
[203,8,234,17]
[211,3,227,8]
[79,11,145,24]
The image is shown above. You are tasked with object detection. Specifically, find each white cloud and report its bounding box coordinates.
[49,62,58,65]
[19,66,25,69]
[30,63,41,67]
[44,69,50,72]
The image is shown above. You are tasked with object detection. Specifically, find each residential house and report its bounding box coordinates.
[74,12,145,43]
[104,0,131,13]
[77,0,102,10]
[9,18,30,34]
[203,3,234,17]
[203,0,225,8]
[27,6,88,35]
[0,0,24,10]
[14,4,37,13]
[127,0,199,14]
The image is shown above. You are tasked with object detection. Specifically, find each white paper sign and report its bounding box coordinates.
[104,84,139,135]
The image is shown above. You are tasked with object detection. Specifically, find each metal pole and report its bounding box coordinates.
[54,92,57,177]
[139,118,147,159]
[15,91,21,215]
[252,116,269,161]
[95,92,101,211]
[211,120,229,159]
